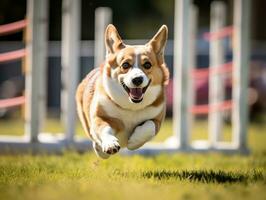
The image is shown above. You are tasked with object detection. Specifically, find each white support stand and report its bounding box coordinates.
[94,7,112,68]
[25,0,48,142]
[187,4,198,142]
[208,1,226,147]
[232,0,250,152]
[173,0,191,149]
[61,0,81,142]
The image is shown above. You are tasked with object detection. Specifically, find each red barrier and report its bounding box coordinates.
[0,96,25,109]
[0,49,26,63]
[0,19,27,36]
[190,100,232,115]
[191,62,233,79]
[203,26,234,41]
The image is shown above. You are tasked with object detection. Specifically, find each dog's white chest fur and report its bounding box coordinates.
[98,94,163,147]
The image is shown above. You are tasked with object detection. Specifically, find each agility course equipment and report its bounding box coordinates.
[94,7,113,68]
[0,20,27,109]
[0,0,91,153]
[0,0,250,154]
[133,0,250,154]
[61,0,81,143]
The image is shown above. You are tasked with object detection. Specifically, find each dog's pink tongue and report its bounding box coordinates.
[129,88,143,99]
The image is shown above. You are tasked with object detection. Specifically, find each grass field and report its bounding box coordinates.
[0,118,265,200]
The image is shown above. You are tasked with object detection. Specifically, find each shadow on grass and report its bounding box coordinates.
[142,170,263,184]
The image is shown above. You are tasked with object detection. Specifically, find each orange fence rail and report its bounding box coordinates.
[0,49,26,63]
[0,19,27,36]
[203,25,234,41]
[190,100,233,115]
[0,96,25,109]
[0,19,27,109]
[191,62,233,79]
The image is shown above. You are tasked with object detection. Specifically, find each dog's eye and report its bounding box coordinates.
[143,61,152,69]
[121,62,131,69]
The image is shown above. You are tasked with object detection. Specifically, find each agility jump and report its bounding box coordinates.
[0,0,250,154]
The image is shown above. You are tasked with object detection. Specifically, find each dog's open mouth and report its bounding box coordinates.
[121,79,151,103]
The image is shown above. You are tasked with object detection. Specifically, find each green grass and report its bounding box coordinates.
[0,118,266,200]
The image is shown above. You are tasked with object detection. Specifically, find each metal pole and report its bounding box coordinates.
[61,0,81,142]
[173,0,191,149]
[208,1,226,147]
[232,0,250,151]
[25,0,48,142]
[94,7,112,68]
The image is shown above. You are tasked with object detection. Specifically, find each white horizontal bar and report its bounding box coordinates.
[0,134,92,154]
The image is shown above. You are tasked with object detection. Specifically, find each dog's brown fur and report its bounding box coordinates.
[76,24,169,158]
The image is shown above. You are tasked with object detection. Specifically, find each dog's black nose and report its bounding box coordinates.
[132,76,143,86]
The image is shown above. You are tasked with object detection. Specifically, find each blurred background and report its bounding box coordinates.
[0,2,266,199]
[0,0,265,122]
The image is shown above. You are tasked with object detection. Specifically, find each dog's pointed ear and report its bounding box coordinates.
[105,24,125,54]
[147,25,168,56]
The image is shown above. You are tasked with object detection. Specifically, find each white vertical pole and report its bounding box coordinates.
[173,0,190,149]
[208,1,226,147]
[25,0,48,142]
[39,1,48,133]
[61,0,81,142]
[232,0,250,151]
[187,4,198,145]
[94,7,112,68]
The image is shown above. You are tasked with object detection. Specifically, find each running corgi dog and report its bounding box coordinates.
[76,24,169,159]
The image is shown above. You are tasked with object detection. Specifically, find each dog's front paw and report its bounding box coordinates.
[101,135,120,155]
[127,120,156,150]
[93,142,110,159]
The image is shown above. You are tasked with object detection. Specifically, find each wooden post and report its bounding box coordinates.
[187,4,198,143]
[208,1,226,147]
[173,0,191,149]
[25,0,48,142]
[94,7,112,68]
[61,0,81,142]
[232,0,250,151]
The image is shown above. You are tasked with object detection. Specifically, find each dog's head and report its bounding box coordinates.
[102,24,169,110]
